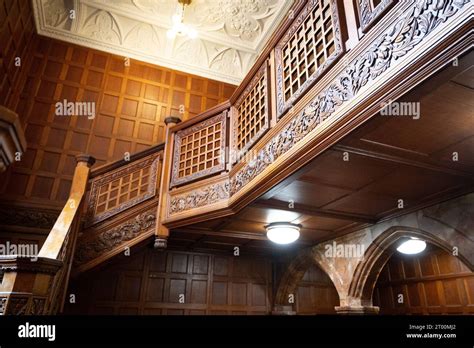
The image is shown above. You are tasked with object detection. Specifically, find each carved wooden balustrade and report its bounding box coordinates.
[0,154,95,314]
[0,0,470,314]
[73,143,164,274]
[156,0,472,242]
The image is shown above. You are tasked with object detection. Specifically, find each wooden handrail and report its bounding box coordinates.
[38,155,95,259]
[74,145,163,273]
[0,154,95,315]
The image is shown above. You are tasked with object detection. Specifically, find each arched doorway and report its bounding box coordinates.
[347,226,473,309]
[294,263,340,314]
[373,243,474,314]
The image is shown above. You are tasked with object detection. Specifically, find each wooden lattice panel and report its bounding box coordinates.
[275,0,343,118]
[171,112,227,187]
[232,63,269,160]
[86,154,160,226]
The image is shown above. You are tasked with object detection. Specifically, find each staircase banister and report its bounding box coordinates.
[89,142,165,179]
[169,100,231,133]
[38,154,95,260]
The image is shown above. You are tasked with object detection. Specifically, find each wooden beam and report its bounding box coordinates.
[253,199,376,224]
[333,144,474,179]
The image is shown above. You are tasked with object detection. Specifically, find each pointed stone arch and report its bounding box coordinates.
[347,226,474,307]
[273,248,340,313]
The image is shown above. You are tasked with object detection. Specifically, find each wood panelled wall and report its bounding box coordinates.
[0,6,235,206]
[374,245,474,314]
[295,264,339,314]
[0,0,36,108]
[65,247,272,315]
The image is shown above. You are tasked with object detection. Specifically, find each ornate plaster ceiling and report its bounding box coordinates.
[32,0,293,84]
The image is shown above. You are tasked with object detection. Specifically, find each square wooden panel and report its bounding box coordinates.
[232,62,269,161]
[358,0,395,33]
[85,153,160,226]
[275,0,344,118]
[171,112,227,187]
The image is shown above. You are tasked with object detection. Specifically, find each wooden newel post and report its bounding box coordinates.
[154,116,181,249]
[0,154,95,315]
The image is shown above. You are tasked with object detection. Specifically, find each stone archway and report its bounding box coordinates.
[273,249,315,313]
[274,193,474,314]
[273,248,340,314]
[347,225,473,308]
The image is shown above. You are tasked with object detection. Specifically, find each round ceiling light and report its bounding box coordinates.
[265,222,301,245]
[396,237,426,255]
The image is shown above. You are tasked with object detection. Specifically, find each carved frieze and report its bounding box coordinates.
[230,0,469,196]
[169,180,230,215]
[0,206,58,229]
[75,209,156,265]
[7,296,28,315]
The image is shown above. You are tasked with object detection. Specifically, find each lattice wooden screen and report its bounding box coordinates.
[275,0,343,118]
[171,112,227,187]
[232,63,269,161]
[85,153,160,226]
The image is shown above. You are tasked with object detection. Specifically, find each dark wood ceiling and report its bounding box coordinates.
[168,51,474,255]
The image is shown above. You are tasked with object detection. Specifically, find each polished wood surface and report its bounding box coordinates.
[0,154,94,315]
[66,247,273,315]
[179,57,474,247]
[0,0,35,108]
[0,16,235,206]
[374,245,474,314]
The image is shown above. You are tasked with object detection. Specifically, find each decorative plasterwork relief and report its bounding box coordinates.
[32,0,292,84]
[169,179,230,215]
[192,0,280,42]
[230,0,469,195]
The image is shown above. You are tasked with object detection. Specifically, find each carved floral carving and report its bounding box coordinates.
[33,0,291,83]
[75,209,156,265]
[194,0,280,42]
[169,181,230,215]
[0,207,58,229]
[43,0,73,28]
[230,0,469,195]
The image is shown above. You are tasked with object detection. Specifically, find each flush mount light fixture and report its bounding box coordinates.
[265,222,301,245]
[396,237,427,255]
[167,0,198,40]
